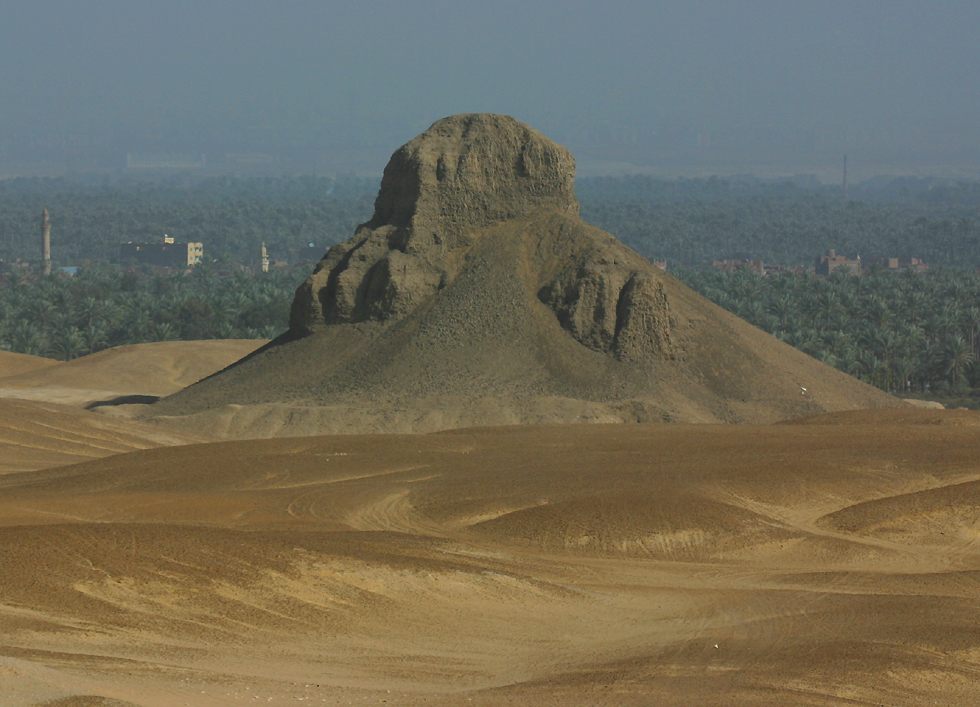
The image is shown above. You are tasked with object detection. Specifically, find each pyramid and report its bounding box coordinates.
[152,114,899,435]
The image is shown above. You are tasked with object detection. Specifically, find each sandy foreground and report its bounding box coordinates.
[0,346,979,705]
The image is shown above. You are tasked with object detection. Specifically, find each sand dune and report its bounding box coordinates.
[0,398,200,475]
[0,340,266,407]
[0,114,967,705]
[0,131,968,703]
[2,412,978,704]
[0,342,245,475]
[0,350,59,379]
[786,406,980,426]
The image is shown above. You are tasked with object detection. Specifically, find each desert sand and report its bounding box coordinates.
[0,398,199,475]
[1,410,979,705]
[0,341,270,475]
[2,116,976,705]
[0,340,265,408]
[0,351,60,380]
[1,342,978,705]
[1,328,977,707]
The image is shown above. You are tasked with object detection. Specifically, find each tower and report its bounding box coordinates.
[41,208,51,276]
[260,242,270,273]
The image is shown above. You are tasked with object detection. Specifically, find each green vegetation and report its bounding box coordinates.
[0,264,302,359]
[2,262,975,405]
[0,174,977,403]
[0,175,374,265]
[681,268,979,403]
[2,174,978,269]
[579,175,980,268]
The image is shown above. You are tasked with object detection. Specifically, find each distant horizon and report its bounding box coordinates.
[3,2,978,181]
[1,154,977,184]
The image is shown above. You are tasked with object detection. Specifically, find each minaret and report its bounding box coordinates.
[260,242,270,273]
[41,208,52,276]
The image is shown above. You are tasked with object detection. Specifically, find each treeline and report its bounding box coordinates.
[0,175,374,265]
[681,268,980,396]
[0,264,302,360]
[1,173,978,402]
[1,174,978,270]
[2,263,977,404]
[578,175,980,268]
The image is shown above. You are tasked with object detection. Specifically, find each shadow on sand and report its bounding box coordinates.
[86,394,161,410]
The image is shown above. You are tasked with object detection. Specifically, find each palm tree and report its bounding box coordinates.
[82,323,109,354]
[768,293,794,330]
[944,335,976,391]
[6,320,48,356]
[48,327,87,361]
[858,350,884,388]
[26,299,58,330]
[968,306,980,358]
[75,297,103,329]
[151,322,178,341]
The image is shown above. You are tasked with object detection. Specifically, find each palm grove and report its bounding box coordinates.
[1,175,977,402]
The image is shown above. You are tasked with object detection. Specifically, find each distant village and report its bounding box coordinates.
[0,208,296,280]
[0,207,949,281]
[618,248,933,278]
[706,249,931,277]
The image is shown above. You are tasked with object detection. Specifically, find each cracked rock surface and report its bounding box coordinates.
[154,113,899,434]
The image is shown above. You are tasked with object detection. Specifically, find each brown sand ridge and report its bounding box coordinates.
[0,398,200,475]
[0,341,263,474]
[150,114,899,437]
[0,340,266,407]
[1,412,979,704]
[0,351,60,379]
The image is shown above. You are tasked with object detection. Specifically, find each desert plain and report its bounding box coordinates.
[1,343,979,706]
[2,116,979,705]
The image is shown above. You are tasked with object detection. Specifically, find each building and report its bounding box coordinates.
[119,234,204,268]
[260,242,270,273]
[815,249,861,276]
[880,256,929,273]
[652,259,668,272]
[41,208,51,276]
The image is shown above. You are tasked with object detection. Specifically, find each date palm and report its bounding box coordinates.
[48,326,87,361]
[944,335,976,390]
[5,320,48,356]
[82,323,109,353]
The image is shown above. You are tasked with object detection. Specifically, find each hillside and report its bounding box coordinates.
[153,114,899,436]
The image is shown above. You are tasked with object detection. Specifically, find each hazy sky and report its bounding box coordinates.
[2,0,979,176]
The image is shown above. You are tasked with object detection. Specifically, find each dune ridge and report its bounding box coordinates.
[0,116,970,705]
[0,350,59,379]
[1,412,978,704]
[0,340,265,407]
